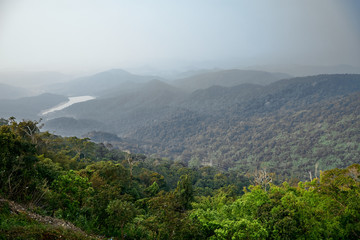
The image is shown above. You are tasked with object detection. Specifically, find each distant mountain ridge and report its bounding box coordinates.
[0,83,31,99]
[129,74,360,143]
[171,69,290,92]
[44,74,360,138]
[46,68,161,96]
[246,64,360,77]
[0,93,67,120]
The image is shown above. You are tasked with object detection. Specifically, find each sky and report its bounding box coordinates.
[0,0,359,74]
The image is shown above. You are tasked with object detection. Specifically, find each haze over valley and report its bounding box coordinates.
[1,0,360,178]
[1,68,359,179]
[1,1,360,239]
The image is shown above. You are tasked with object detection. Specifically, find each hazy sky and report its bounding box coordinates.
[0,0,359,73]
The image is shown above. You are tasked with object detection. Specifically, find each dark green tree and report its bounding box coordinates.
[175,174,194,211]
[106,199,137,240]
[0,124,39,201]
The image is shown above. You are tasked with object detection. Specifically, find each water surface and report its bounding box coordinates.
[42,96,95,115]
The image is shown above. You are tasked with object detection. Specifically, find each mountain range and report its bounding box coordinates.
[42,69,289,135]
[172,69,290,92]
[1,68,359,179]
[0,83,31,99]
[45,69,161,96]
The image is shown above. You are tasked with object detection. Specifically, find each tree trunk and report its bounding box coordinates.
[121,224,125,240]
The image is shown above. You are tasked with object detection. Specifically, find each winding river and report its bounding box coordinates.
[41,96,95,115]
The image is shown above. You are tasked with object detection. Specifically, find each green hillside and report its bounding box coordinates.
[0,119,359,239]
[128,75,360,179]
[39,74,360,180]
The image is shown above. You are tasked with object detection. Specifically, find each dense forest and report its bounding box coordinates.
[1,119,359,239]
[132,92,360,180]
[40,74,360,181]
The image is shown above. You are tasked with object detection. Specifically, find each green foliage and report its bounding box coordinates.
[316,164,360,239]
[10,119,42,144]
[147,190,202,240]
[128,90,360,181]
[192,168,360,240]
[1,119,360,239]
[175,174,194,210]
[192,185,269,239]
[106,199,137,239]
[0,118,8,126]
[47,170,94,221]
[0,124,39,201]
[146,181,160,196]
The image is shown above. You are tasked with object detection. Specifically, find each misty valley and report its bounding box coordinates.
[2,0,360,238]
[2,69,359,179]
[1,68,360,239]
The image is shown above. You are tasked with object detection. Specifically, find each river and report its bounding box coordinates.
[41,96,95,115]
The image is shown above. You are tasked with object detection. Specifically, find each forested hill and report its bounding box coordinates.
[0,119,359,239]
[178,74,360,115]
[46,74,360,134]
[45,79,186,136]
[41,74,360,180]
[129,74,360,177]
[133,92,360,179]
